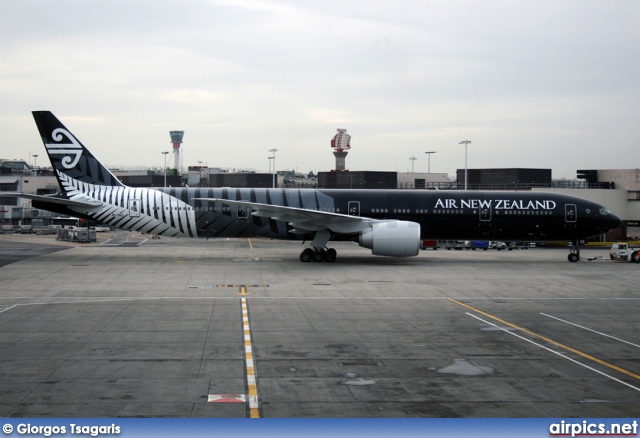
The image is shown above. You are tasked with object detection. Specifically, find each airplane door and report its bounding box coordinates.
[479,205,491,222]
[348,201,360,216]
[565,204,577,223]
[129,199,141,217]
[237,201,249,220]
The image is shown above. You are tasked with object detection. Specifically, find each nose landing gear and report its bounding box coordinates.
[568,239,581,262]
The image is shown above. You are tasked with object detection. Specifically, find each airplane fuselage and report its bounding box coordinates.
[25,111,622,262]
[72,186,617,243]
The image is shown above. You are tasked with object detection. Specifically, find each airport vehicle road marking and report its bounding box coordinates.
[465,311,640,393]
[241,297,261,418]
[448,298,640,386]
[216,284,268,289]
[207,394,246,403]
[207,297,261,416]
[235,286,253,296]
[540,312,640,349]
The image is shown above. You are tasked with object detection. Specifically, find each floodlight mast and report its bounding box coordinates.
[424,151,436,174]
[161,152,169,187]
[459,140,471,190]
[268,148,277,188]
[32,154,38,194]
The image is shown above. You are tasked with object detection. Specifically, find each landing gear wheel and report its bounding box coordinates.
[312,251,324,262]
[568,239,580,263]
[325,248,337,263]
[300,248,314,262]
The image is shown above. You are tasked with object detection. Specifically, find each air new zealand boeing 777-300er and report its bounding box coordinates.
[8,111,622,262]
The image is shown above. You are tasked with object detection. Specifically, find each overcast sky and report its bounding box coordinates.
[2,0,639,179]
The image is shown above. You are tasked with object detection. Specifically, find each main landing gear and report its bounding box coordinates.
[568,239,581,262]
[299,229,336,262]
[300,247,337,263]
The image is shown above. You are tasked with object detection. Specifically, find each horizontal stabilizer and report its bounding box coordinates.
[4,193,103,211]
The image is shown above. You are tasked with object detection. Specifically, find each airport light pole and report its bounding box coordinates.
[424,151,436,174]
[409,156,417,189]
[161,151,169,187]
[269,148,277,188]
[459,140,471,190]
[198,160,208,187]
[267,156,274,186]
[32,154,38,195]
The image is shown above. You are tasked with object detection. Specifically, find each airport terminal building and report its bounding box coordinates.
[1,158,639,240]
[455,167,639,240]
[534,169,640,240]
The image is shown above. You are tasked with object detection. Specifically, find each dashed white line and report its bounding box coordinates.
[466,312,640,393]
[541,312,640,349]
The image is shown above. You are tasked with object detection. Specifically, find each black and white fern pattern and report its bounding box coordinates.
[57,170,197,237]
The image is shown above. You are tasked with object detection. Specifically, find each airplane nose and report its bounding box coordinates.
[605,213,623,232]
[611,214,622,229]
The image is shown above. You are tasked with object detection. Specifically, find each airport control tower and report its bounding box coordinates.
[331,128,351,171]
[170,130,184,174]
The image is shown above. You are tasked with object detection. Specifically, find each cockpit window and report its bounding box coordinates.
[599,208,612,215]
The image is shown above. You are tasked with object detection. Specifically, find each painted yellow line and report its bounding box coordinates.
[448,298,640,382]
[235,286,253,297]
[248,238,253,250]
[241,297,261,418]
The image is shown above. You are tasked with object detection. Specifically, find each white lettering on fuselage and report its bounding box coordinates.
[435,198,557,210]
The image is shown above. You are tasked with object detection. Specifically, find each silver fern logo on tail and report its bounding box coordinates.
[34,111,122,186]
[45,128,83,169]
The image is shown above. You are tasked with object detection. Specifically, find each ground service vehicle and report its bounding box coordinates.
[609,242,640,262]
[420,240,439,250]
[471,241,490,250]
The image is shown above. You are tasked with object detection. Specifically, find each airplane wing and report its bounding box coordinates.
[193,198,376,234]
[4,193,103,211]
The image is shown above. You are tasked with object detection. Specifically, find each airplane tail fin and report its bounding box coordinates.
[32,111,124,189]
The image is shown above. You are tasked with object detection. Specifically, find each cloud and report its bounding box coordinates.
[1,0,639,177]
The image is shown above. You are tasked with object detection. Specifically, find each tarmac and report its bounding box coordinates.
[0,231,639,418]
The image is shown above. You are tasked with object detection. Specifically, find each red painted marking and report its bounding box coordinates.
[207,394,246,403]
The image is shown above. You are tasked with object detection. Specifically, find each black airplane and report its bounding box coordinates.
[9,111,622,263]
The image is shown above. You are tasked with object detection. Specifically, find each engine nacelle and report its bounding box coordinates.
[358,220,421,257]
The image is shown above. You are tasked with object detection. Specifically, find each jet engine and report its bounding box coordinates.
[358,220,421,257]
